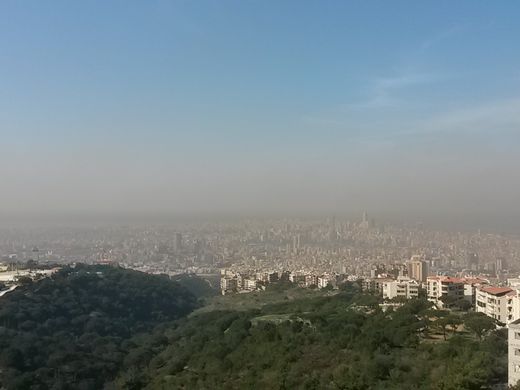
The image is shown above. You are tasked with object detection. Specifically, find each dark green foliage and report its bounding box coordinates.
[0,264,198,389]
[0,273,507,390]
[464,312,497,340]
[115,295,507,390]
[171,274,219,299]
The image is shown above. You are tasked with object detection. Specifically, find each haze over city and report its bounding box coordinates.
[1,1,519,226]
[4,2,520,389]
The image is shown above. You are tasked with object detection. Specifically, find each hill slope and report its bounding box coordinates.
[0,264,198,389]
[115,292,507,390]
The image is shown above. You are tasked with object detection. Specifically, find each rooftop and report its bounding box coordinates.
[479,286,513,296]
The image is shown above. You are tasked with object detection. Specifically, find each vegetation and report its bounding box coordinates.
[0,270,507,389]
[0,264,198,389]
[115,290,506,390]
[171,273,219,299]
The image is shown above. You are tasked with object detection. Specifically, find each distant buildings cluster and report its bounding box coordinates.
[0,262,61,298]
[220,269,342,295]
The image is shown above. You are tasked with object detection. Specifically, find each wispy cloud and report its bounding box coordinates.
[419,98,520,134]
[419,24,467,51]
[347,73,440,109]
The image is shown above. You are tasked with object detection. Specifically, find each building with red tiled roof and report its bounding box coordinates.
[476,285,517,324]
[426,275,489,308]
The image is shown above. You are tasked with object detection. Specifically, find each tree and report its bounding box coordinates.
[435,314,463,340]
[439,295,460,308]
[453,299,472,311]
[464,313,496,340]
[446,314,463,336]
[435,316,451,340]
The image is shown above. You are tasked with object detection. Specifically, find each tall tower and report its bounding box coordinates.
[174,233,183,252]
[360,211,369,229]
[407,255,429,283]
[31,247,40,262]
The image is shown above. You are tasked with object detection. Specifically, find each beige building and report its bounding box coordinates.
[407,256,429,282]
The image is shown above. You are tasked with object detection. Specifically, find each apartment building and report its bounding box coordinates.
[508,319,520,386]
[475,286,515,324]
[427,276,465,306]
[382,277,419,300]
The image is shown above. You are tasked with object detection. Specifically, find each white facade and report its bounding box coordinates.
[220,276,238,295]
[382,278,419,300]
[476,286,516,324]
[317,275,336,289]
[509,320,520,386]
[243,279,257,291]
[427,276,465,306]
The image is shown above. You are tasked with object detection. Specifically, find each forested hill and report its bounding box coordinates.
[0,271,509,390]
[115,291,507,390]
[0,264,199,389]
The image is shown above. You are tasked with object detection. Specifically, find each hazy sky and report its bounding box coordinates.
[1,1,520,218]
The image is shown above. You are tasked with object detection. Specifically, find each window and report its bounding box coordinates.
[515,364,520,373]
[515,348,520,356]
[515,332,520,340]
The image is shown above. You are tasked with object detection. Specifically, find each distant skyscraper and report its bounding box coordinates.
[360,211,370,229]
[174,233,183,251]
[31,247,40,262]
[292,235,300,254]
[407,255,429,283]
[467,253,479,271]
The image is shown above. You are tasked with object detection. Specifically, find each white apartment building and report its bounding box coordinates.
[317,275,336,289]
[463,277,489,305]
[305,275,317,287]
[476,286,516,324]
[382,277,419,300]
[509,319,520,386]
[427,276,465,306]
[243,279,257,291]
[220,276,238,295]
[362,277,395,295]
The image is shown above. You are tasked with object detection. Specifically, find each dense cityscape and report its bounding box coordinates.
[3,1,520,388]
[3,213,520,386]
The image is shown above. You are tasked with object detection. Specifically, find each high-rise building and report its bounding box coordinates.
[407,255,429,282]
[292,235,300,254]
[360,211,370,229]
[467,253,479,271]
[174,233,182,252]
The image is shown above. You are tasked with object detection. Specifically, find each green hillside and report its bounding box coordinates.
[0,265,198,389]
[0,269,507,390]
[116,288,507,390]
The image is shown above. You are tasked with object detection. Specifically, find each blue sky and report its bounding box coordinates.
[1,1,520,216]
